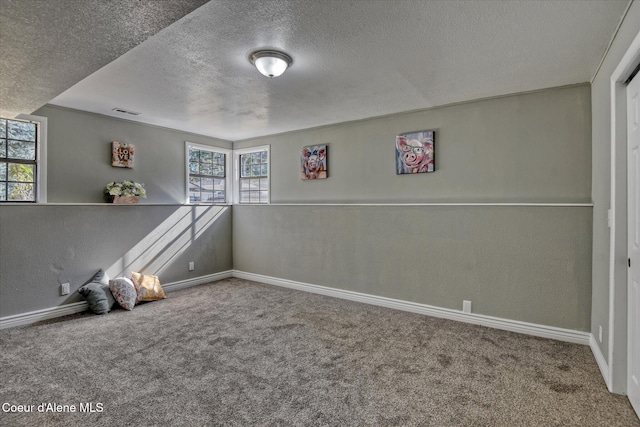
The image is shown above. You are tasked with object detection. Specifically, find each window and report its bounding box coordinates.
[234,145,270,204]
[186,142,231,204]
[0,118,39,202]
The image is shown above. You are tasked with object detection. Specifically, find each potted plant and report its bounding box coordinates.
[105,181,147,204]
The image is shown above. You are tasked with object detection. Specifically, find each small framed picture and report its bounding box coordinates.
[395,130,435,174]
[301,145,327,180]
[112,141,135,168]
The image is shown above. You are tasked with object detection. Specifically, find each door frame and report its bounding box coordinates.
[609,30,640,394]
[625,60,640,416]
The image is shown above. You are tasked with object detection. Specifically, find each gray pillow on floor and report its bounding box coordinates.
[77,269,115,315]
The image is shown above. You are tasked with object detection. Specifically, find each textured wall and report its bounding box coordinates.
[235,85,592,204]
[233,85,593,331]
[233,205,592,331]
[590,0,640,365]
[33,105,232,204]
[0,204,232,317]
[2,75,594,335]
[1,104,235,318]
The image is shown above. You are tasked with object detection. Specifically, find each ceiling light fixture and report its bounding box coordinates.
[249,50,293,78]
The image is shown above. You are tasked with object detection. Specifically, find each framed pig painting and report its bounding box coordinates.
[395,131,434,174]
[301,145,327,180]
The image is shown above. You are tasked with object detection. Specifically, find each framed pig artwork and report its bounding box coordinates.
[301,145,328,180]
[395,130,435,174]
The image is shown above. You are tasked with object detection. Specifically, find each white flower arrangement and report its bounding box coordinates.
[105,181,147,198]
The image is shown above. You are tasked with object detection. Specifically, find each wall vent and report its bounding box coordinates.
[111,107,141,116]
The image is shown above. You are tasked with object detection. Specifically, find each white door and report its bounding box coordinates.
[628,71,640,418]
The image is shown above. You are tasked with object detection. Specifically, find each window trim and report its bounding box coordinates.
[1,114,47,203]
[185,141,232,205]
[233,145,270,204]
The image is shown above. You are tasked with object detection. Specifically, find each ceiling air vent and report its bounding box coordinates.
[112,107,141,116]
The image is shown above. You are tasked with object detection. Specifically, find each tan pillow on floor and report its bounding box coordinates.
[131,272,166,302]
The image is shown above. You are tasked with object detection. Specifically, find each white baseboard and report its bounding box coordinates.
[162,270,233,292]
[590,333,612,390]
[0,301,90,330]
[0,270,233,330]
[1,269,591,347]
[232,270,591,345]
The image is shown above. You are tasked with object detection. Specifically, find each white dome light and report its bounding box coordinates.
[249,50,293,78]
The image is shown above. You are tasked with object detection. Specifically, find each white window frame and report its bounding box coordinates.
[233,145,270,204]
[1,114,47,203]
[185,142,232,205]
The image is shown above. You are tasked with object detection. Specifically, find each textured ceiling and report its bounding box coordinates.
[0,0,209,119]
[2,0,632,141]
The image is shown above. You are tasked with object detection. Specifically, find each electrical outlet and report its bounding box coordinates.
[61,283,70,296]
[188,262,195,271]
[599,325,603,343]
[463,300,472,314]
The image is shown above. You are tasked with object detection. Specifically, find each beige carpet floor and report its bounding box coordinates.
[0,278,638,426]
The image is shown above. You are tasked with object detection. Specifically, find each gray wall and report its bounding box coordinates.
[590,0,640,363]
[0,204,232,317]
[234,205,592,330]
[233,85,593,331]
[235,85,591,204]
[34,105,232,204]
[0,107,234,318]
[1,65,594,333]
